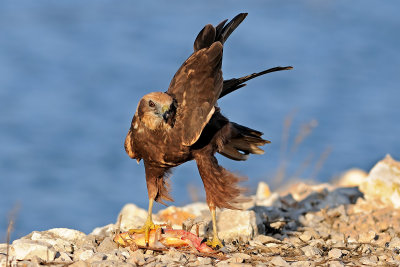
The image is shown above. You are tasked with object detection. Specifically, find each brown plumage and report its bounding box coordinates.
[124,13,292,247]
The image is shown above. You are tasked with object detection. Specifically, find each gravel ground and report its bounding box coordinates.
[2,156,400,266]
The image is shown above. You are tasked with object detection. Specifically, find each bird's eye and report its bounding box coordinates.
[148,100,155,107]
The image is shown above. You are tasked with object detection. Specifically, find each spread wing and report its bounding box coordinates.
[167,41,223,146]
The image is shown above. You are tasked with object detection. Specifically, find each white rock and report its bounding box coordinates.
[211,209,264,242]
[227,252,251,263]
[30,232,74,253]
[336,168,367,187]
[47,228,87,242]
[10,239,56,261]
[90,223,117,237]
[328,261,344,267]
[181,202,210,216]
[328,248,342,259]
[301,245,322,257]
[77,249,95,261]
[360,154,400,208]
[299,231,313,242]
[291,261,314,267]
[270,255,289,266]
[117,203,148,231]
[388,237,400,249]
[256,192,280,207]
[69,260,90,267]
[254,234,282,245]
[256,182,272,199]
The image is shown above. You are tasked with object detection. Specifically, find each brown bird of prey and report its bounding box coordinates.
[124,13,292,248]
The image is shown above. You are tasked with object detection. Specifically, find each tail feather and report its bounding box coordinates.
[219,122,270,161]
[220,66,293,99]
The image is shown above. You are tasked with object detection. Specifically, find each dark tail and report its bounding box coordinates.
[220,66,293,99]
[194,13,248,52]
[219,122,270,161]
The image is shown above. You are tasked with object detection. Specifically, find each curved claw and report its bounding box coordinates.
[206,236,223,250]
[129,220,161,246]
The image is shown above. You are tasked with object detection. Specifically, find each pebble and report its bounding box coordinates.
[301,245,323,257]
[270,255,290,266]
[328,261,344,267]
[328,248,342,259]
[213,209,264,242]
[77,249,95,261]
[97,237,118,253]
[290,261,314,267]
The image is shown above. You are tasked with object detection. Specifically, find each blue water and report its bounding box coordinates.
[1,1,399,240]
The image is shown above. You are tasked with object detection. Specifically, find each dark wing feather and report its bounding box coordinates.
[167,42,223,146]
[220,66,293,99]
[193,13,247,53]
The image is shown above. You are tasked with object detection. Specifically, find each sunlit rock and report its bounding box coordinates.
[360,155,400,208]
[208,209,264,242]
[117,203,148,231]
[336,168,368,187]
[10,239,56,261]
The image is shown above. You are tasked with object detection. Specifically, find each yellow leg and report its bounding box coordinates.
[128,198,160,246]
[206,205,223,249]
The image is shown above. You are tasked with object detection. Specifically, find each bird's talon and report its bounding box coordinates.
[206,237,224,250]
[128,219,161,246]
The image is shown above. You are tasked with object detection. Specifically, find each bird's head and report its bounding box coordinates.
[135,92,176,130]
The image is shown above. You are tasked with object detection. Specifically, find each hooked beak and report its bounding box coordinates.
[162,105,170,122]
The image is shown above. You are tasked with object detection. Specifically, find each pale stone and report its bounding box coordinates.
[196,256,212,265]
[336,168,367,187]
[360,154,400,208]
[87,252,108,263]
[256,192,280,207]
[97,237,118,253]
[254,234,282,245]
[157,206,197,227]
[10,239,56,261]
[47,228,87,242]
[30,232,74,253]
[358,230,377,243]
[291,261,315,267]
[210,209,264,242]
[77,249,95,261]
[91,260,134,267]
[117,203,149,231]
[90,224,117,237]
[388,237,400,249]
[359,256,378,265]
[301,245,322,257]
[299,231,313,242]
[180,202,210,217]
[328,261,344,267]
[256,181,271,199]
[270,255,289,266]
[227,253,251,263]
[328,248,342,259]
[128,249,145,265]
[69,261,90,267]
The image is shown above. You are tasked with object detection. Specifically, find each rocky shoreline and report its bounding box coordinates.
[1,155,400,266]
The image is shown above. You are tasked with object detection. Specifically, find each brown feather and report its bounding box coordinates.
[123,14,290,213]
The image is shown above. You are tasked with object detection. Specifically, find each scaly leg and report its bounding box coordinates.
[128,198,160,246]
[206,205,223,249]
